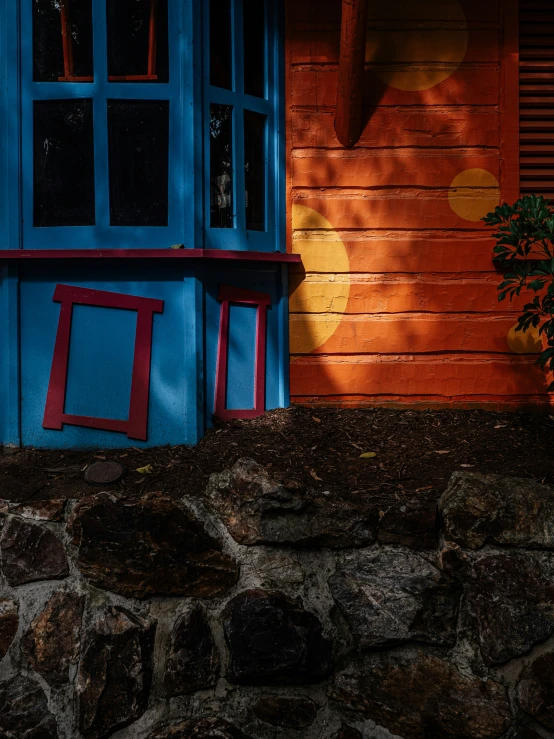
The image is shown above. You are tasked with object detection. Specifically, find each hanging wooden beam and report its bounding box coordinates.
[334,0,369,147]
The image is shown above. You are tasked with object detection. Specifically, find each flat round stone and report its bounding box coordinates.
[84,461,125,485]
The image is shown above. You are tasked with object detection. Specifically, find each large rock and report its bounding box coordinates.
[378,498,438,550]
[77,606,156,739]
[0,674,59,738]
[333,653,511,739]
[148,719,251,738]
[517,651,554,730]
[223,589,333,685]
[165,605,219,696]
[252,695,317,729]
[205,458,379,548]
[0,516,69,585]
[439,472,554,550]
[69,492,239,598]
[0,598,18,660]
[22,590,84,685]
[329,550,460,648]
[466,554,554,666]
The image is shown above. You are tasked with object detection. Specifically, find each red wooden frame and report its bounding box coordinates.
[214,285,271,421]
[58,0,159,82]
[43,284,164,441]
[0,249,301,263]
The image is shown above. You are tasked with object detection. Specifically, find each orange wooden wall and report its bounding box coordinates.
[286,0,552,410]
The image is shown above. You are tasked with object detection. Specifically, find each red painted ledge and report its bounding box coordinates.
[0,249,301,263]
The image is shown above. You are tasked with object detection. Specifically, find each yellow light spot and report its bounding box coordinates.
[366,0,468,91]
[448,168,500,222]
[507,323,542,355]
[290,205,350,354]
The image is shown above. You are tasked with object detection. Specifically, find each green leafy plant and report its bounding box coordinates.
[483,194,554,391]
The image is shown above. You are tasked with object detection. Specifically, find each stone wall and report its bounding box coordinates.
[1,459,554,738]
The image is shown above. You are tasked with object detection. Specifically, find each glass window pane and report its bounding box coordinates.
[210,104,234,229]
[244,111,266,231]
[33,0,93,82]
[243,0,265,97]
[108,100,169,226]
[210,0,232,90]
[33,99,95,227]
[106,0,168,82]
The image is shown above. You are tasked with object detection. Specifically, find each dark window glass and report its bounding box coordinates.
[210,104,234,228]
[107,0,168,82]
[244,110,266,231]
[243,0,265,97]
[210,0,232,90]
[33,0,93,82]
[107,100,169,226]
[33,99,95,226]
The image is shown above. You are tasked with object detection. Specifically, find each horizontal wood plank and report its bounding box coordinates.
[290,355,549,397]
[289,314,528,354]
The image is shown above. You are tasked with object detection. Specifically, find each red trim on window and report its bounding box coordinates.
[0,249,301,262]
[59,0,75,81]
[214,284,271,421]
[42,284,164,441]
[58,0,159,82]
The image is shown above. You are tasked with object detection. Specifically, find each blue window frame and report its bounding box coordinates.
[204,0,283,252]
[0,0,283,252]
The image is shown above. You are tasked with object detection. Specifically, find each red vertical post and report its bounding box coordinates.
[334,0,369,147]
[254,303,267,413]
[60,0,75,80]
[127,306,157,441]
[147,0,158,77]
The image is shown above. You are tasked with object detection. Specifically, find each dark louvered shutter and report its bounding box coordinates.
[520,0,554,200]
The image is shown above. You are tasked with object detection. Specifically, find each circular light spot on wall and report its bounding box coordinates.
[366,0,468,91]
[448,168,500,222]
[290,205,350,354]
[507,323,543,355]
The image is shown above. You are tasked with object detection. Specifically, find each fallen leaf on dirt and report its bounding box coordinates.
[309,468,323,481]
[360,452,377,459]
[415,486,433,492]
[435,450,451,455]
[494,424,508,429]
[136,464,154,474]
[312,416,321,423]
[379,510,385,518]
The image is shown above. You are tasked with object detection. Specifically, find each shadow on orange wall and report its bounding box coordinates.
[286,0,553,411]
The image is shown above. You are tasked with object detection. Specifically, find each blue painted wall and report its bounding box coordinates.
[0,0,288,449]
[9,260,287,449]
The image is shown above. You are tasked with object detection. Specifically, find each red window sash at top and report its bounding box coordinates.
[58,0,159,82]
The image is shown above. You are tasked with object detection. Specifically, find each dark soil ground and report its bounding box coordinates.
[1,407,553,506]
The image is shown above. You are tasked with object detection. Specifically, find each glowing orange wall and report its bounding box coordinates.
[286,0,550,410]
